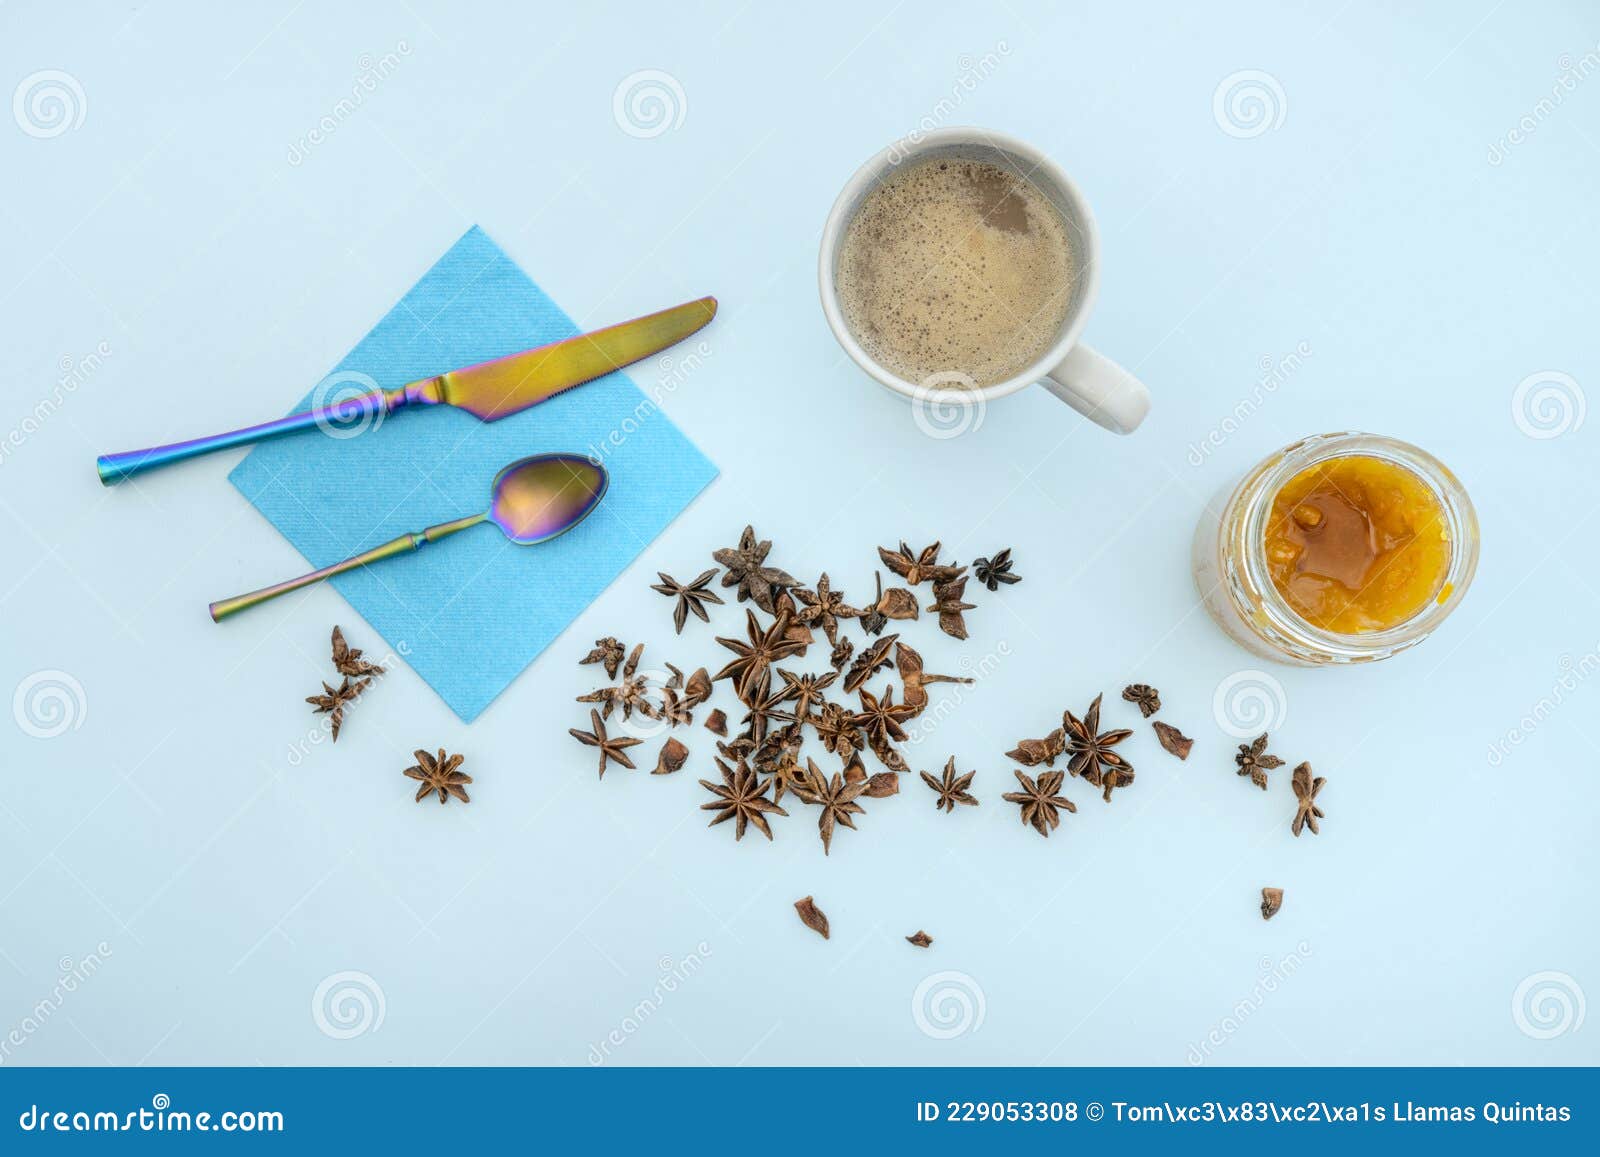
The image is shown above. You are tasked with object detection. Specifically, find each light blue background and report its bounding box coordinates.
[1,0,1596,1067]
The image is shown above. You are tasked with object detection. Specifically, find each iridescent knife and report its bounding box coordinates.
[96,296,717,484]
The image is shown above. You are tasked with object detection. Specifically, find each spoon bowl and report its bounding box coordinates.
[490,453,609,544]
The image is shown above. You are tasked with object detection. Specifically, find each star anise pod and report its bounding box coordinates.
[650,568,724,633]
[760,745,811,805]
[857,572,889,636]
[1062,694,1134,797]
[579,636,626,678]
[792,758,867,855]
[712,525,796,614]
[853,683,914,772]
[330,625,384,676]
[657,684,695,728]
[876,585,920,621]
[403,748,471,804]
[681,667,713,708]
[843,632,898,694]
[568,708,643,778]
[773,589,814,655]
[926,575,975,640]
[792,572,860,646]
[1006,736,1058,767]
[774,668,838,724]
[739,675,793,745]
[878,540,963,586]
[971,548,1021,591]
[1002,768,1076,838]
[1235,733,1285,791]
[921,757,978,813]
[713,609,805,702]
[1291,762,1326,836]
[895,641,973,714]
[305,676,369,742]
[1121,683,1160,718]
[810,701,863,761]
[576,643,655,720]
[699,757,787,841]
[829,638,854,670]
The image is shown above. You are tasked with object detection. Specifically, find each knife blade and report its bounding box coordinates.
[95,295,718,484]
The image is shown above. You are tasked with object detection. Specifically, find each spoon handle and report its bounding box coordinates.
[209,512,485,622]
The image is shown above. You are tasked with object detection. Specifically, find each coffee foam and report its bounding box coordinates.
[835,156,1076,389]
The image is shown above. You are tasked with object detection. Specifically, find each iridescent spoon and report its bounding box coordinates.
[209,453,608,622]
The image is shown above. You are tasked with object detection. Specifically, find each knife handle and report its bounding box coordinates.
[94,379,441,485]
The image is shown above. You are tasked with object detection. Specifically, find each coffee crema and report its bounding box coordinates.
[835,155,1077,389]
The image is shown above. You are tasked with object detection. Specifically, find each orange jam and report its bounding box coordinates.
[1263,454,1451,634]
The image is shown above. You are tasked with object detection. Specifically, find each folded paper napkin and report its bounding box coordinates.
[230,226,717,721]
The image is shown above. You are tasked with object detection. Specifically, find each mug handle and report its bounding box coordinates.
[1038,342,1150,434]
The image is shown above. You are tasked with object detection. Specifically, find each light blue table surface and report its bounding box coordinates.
[2,0,1596,1066]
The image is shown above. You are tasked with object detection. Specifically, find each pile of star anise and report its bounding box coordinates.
[568,527,1021,854]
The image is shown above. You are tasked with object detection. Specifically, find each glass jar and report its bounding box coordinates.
[1192,432,1480,665]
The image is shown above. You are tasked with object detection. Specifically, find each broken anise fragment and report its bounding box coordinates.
[906,930,933,948]
[1260,887,1284,920]
[843,633,898,694]
[403,748,471,805]
[306,676,369,742]
[699,757,787,841]
[1235,733,1285,791]
[895,642,973,713]
[331,625,384,676]
[704,708,728,736]
[1152,721,1192,760]
[879,541,963,586]
[863,772,900,798]
[857,572,889,636]
[579,637,626,679]
[1291,762,1325,836]
[1062,694,1134,800]
[972,548,1020,591]
[1002,768,1076,838]
[569,708,644,778]
[794,895,829,939]
[681,667,713,707]
[1121,683,1160,718]
[829,638,854,670]
[650,569,724,633]
[926,575,974,640]
[653,736,689,775]
[921,757,978,813]
[712,525,796,614]
[876,585,920,621]
[1006,736,1057,768]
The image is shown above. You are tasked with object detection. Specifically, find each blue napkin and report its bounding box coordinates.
[229,226,717,721]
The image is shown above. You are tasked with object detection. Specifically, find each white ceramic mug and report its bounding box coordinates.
[818,127,1150,434]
